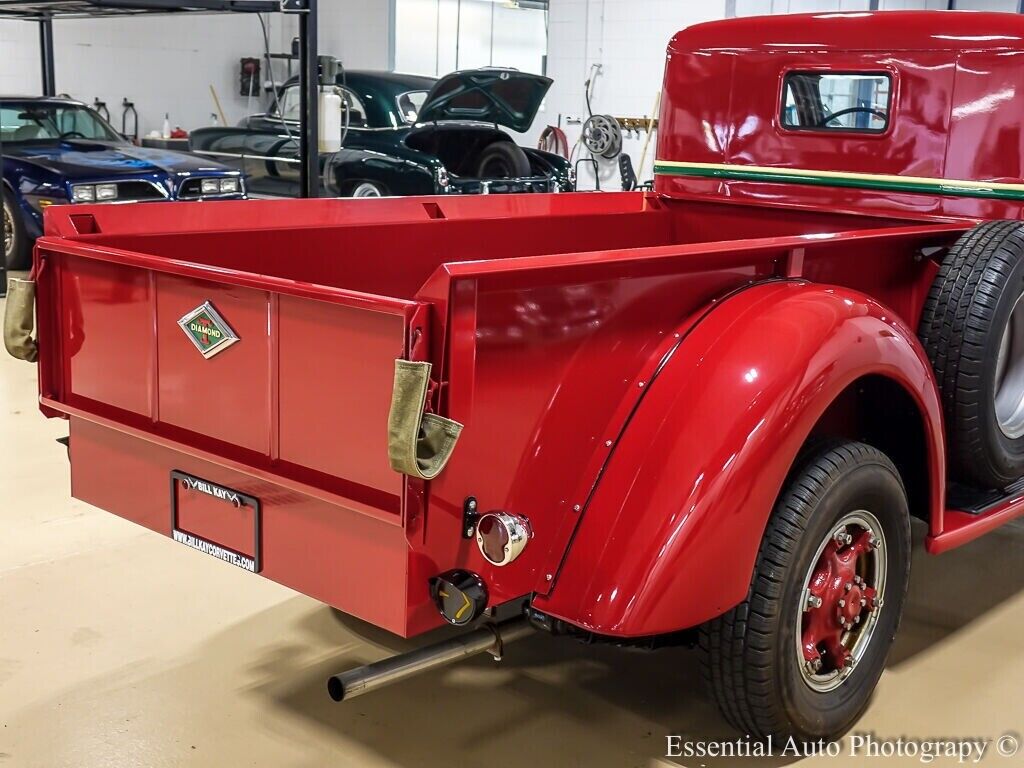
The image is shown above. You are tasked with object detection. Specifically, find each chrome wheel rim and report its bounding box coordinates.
[352,183,382,198]
[994,291,1024,439]
[796,510,887,693]
[3,199,13,261]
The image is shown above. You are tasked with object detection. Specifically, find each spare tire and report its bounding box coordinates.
[475,141,531,179]
[919,220,1024,489]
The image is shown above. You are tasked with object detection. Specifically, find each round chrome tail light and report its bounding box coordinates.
[475,512,531,566]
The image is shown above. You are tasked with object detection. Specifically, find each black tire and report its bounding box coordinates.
[700,441,912,741]
[919,220,1024,489]
[475,141,531,179]
[3,188,31,270]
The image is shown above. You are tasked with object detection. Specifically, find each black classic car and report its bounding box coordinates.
[189,68,574,198]
[2,96,244,269]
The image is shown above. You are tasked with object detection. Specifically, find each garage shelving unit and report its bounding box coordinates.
[1,0,321,293]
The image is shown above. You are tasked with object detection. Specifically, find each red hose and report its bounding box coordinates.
[538,126,569,158]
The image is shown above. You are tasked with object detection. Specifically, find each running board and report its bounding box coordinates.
[927,480,1024,554]
[946,477,1024,515]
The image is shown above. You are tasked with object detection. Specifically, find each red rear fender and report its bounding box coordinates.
[534,280,945,637]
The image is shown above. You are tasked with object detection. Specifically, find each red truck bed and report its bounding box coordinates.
[33,193,965,636]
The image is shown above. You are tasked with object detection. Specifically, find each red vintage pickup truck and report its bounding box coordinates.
[7,9,1024,743]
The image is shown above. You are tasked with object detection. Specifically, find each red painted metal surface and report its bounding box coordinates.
[33,193,965,637]
[801,533,879,674]
[673,11,1024,53]
[657,11,1024,221]
[652,9,1024,568]
[69,418,428,635]
[927,499,1024,554]
[533,281,946,635]
[34,11,1024,640]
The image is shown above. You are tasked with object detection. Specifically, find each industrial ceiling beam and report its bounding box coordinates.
[0,0,280,16]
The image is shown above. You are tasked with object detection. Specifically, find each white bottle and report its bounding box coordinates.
[162,113,171,139]
[318,90,342,153]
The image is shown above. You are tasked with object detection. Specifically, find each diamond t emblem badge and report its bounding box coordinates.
[177,301,239,359]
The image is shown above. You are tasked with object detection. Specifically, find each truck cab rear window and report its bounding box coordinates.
[781,72,891,133]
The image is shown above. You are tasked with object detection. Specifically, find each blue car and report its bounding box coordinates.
[2,96,245,269]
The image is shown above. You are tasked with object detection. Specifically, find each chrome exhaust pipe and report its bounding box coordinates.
[327,616,534,702]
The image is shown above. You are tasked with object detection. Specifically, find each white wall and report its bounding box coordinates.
[735,0,947,11]
[953,0,1019,10]
[544,0,1018,190]
[394,0,547,77]
[320,0,393,71]
[538,0,729,190]
[0,1,391,139]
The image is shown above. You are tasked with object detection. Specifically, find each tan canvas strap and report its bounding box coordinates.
[3,278,38,363]
[387,360,463,479]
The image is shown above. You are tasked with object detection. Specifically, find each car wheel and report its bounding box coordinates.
[476,142,531,179]
[3,189,31,270]
[350,181,385,198]
[700,440,911,741]
[919,220,1024,488]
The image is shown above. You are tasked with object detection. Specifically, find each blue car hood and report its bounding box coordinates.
[4,140,230,179]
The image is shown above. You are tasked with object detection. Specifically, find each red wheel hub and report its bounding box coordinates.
[801,527,879,673]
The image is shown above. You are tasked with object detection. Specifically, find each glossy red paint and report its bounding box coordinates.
[32,11,1024,640]
[68,418,428,635]
[674,11,1024,53]
[533,281,945,636]
[657,11,1024,221]
[801,534,879,674]
[34,193,966,637]
[654,8,1024,563]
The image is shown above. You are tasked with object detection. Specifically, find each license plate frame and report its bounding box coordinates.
[169,470,262,573]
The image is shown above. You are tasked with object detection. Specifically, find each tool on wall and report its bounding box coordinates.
[538,124,569,158]
[240,57,261,97]
[611,116,659,134]
[92,98,110,122]
[582,114,623,159]
[569,63,606,189]
[121,98,138,142]
[209,85,228,126]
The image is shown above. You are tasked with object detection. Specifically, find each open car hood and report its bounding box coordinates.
[416,69,552,133]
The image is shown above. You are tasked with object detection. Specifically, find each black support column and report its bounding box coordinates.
[39,15,56,96]
[284,0,319,198]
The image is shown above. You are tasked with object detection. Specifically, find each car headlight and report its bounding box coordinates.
[96,183,118,201]
[220,178,239,194]
[71,185,96,202]
[201,178,221,195]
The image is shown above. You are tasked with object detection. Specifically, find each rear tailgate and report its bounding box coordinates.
[33,222,437,634]
[37,238,424,516]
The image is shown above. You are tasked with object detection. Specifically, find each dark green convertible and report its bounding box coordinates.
[189,68,574,198]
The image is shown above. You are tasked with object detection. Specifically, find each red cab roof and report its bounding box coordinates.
[671,11,1024,53]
